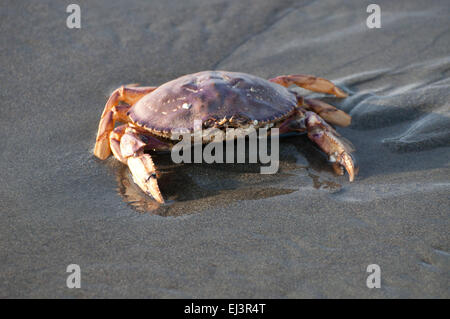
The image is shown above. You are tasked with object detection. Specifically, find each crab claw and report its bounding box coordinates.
[127,156,165,204]
[121,130,165,204]
[330,151,358,182]
[304,111,358,181]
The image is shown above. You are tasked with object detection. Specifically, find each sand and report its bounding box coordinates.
[0,0,449,298]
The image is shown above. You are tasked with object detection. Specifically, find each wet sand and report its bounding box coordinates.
[0,0,449,298]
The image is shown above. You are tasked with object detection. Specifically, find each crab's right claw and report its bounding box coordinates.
[127,155,165,204]
[305,111,358,181]
[121,130,165,204]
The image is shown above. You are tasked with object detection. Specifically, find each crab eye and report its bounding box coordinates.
[230,78,243,87]
[181,82,198,93]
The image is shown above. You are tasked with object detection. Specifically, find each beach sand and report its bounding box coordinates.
[0,0,449,298]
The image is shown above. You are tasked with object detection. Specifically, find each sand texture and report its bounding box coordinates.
[0,0,449,298]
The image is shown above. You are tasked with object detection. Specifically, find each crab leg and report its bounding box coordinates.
[269,74,347,98]
[303,98,351,127]
[94,85,157,160]
[110,124,172,165]
[119,127,165,204]
[304,111,357,181]
[109,124,128,164]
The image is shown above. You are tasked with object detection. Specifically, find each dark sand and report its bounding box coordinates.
[1,0,449,298]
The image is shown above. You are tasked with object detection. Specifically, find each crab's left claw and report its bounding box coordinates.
[304,111,358,181]
[333,151,358,182]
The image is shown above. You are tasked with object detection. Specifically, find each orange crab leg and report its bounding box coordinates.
[303,98,351,127]
[109,124,128,164]
[269,74,347,98]
[94,85,157,160]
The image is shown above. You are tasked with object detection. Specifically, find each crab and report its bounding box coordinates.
[94,71,357,204]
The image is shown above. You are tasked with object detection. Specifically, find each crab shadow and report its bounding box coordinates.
[115,134,343,216]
